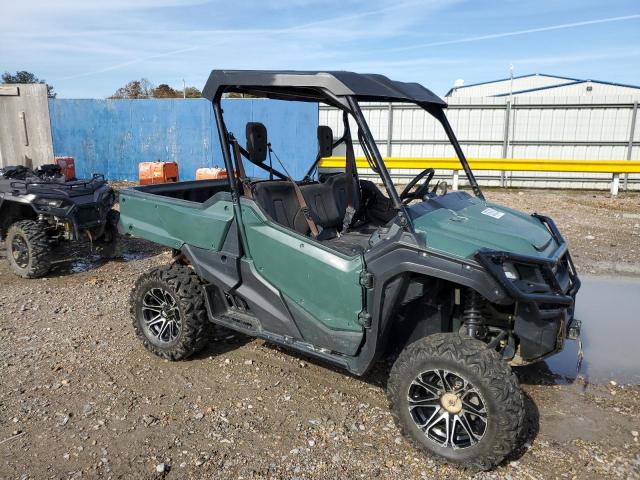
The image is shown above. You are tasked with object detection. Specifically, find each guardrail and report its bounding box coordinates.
[318,157,640,195]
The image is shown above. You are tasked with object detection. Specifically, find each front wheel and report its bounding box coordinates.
[387,333,524,471]
[6,220,51,278]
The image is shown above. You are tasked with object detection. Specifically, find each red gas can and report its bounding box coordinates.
[54,156,76,181]
[195,167,228,180]
[138,162,179,185]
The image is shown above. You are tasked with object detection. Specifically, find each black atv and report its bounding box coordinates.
[0,164,118,278]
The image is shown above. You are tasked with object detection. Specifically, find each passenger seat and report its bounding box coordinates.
[252,180,311,235]
[253,174,360,237]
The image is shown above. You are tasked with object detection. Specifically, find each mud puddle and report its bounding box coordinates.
[50,246,159,274]
[544,276,640,384]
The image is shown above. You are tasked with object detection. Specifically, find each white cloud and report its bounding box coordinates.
[3,0,457,90]
[52,46,202,81]
[385,14,640,51]
[3,0,639,98]
[512,48,640,67]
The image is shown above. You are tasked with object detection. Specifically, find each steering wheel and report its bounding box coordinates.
[431,180,448,197]
[400,168,435,204]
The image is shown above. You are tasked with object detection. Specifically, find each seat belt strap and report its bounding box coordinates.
[291,179,320,238]
[266,144,319,238]
[229,135,253,199]
[342,119,357,233]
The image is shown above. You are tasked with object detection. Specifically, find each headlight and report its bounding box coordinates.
[502,262,519,280]
[34,198,64,208]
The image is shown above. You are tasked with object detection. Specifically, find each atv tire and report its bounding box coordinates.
[97,209,120,258]
[100,209,120,243]
[130,264,212,360]
[387,333,524,471]
[6,220,52,278]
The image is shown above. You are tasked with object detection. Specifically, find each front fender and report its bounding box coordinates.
[345,243,508,376]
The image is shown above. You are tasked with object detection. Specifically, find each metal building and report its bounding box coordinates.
[319,92,640,190]
[447,73,640,99]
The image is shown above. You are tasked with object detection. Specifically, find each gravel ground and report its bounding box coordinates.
[1,189,639,479]
[488,188,640,276]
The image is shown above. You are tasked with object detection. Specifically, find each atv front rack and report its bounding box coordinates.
[9,174,106,196]
[475,214,581,307]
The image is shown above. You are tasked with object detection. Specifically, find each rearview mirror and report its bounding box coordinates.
[317,126,333,157]
[245,122,268,163]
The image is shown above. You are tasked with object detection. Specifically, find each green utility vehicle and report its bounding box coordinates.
[120,71,580,470]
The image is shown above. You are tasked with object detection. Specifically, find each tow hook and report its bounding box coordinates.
[567,318,581,340]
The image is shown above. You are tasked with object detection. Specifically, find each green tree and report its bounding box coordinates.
[152,83,180,98]
[225,92,256,98]
[183,86,202,98]
[2,70,56,98]
[153,84,201,98]
[109,79,202,99]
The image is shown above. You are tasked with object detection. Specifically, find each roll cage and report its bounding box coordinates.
[203,70,485,234]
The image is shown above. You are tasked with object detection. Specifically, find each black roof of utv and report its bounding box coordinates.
[202,70,446,106]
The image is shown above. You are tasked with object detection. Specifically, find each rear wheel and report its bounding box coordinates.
[6,220,51,278]
[97,209,120,258]
[130,264,212,360]
[101,209,120,243]
[387,333,524,470]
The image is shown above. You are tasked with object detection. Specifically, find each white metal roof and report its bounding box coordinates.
[446,73,640,99]
[446,74,577,97]
[493,80,640,98]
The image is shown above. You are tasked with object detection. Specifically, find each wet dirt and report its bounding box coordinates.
[487,188,640,277]
[544,276,640,385]
[46,239,164,276]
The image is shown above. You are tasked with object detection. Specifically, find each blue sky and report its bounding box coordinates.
[2,0,639,98]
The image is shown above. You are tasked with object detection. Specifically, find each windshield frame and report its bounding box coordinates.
[211,88,485,234]
[348,98,484,200]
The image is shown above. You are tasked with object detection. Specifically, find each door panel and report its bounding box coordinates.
[240,201,364,335]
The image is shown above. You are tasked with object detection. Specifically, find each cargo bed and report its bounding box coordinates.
[118,179,234,250]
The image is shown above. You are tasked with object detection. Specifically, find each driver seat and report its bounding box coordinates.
[300,173,360,231]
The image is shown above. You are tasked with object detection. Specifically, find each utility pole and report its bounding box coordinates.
[509,64,514,102]
[502,64,515,188]
[183,79,186,99]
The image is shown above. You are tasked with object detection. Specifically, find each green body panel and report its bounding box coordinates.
[240,201,364,332]
[412,198,557,259]
[119,191,234,251]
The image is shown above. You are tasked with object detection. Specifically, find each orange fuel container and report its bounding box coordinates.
[55,156,76,181]
[195,167,228,180]
[138,161,179,185]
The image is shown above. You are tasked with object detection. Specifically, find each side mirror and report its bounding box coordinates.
[317,126,333,158]
[245,122,268,163]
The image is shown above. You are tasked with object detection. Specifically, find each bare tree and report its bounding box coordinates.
[109,78,154,99]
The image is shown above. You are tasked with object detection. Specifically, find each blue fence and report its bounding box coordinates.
[48,98,319,181]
